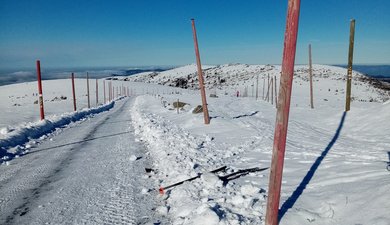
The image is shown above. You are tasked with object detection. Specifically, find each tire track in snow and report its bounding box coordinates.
[1,99,166,224]
[3,110,114,224]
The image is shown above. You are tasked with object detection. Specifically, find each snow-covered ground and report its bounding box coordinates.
[1,64,389,224]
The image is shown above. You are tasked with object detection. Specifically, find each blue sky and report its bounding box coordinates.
[0,0,389,69]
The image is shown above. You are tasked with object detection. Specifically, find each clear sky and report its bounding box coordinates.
[0,0,389,69]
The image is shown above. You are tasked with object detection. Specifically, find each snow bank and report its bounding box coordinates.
[0,100,116,159]
[130,95,269,224]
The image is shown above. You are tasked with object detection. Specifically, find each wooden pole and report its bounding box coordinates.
[308,44,314,109]
[108,82,111,102]
[252,83,254,98]
[86,72,90,108]
[177,99,179,114]
[256,75,259,100]
[36,60,45,120]
[191,18,210,124]
[274,76,278,106]
[71,73,77,111]
[266,74,270,102]
[103,80,106,103]
[345,19,355,112]
[263,77,265,100]
[265,0,301,224]
[96,79,98,106]
[271,77,274,105]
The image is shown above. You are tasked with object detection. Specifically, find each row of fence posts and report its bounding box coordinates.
[33,6,356,224]
[35,61,132,119]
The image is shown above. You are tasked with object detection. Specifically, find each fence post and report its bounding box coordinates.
[263,77,265,100]
[267,74,270,102]
[265,0,301,224]
[96,79,98,106]
[177,99,179,114]
[274,76,278,107]
[191,18,210,125]
[271,77,274,105]
[252,82,254,98]
[256,75,259,100]
[103,80,106,103]
[86,72,90,108]
[308,44,314,109]
[107,82,109,102]
[36,60,45,120]
[345,19,355,112]
[71,73,77,111]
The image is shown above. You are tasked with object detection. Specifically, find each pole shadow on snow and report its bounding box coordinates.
[23,131,131,156]
[278,111,347,221]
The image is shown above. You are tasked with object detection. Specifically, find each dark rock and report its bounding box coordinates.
[192,105,203,114]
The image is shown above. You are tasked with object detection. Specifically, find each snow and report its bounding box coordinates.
[1,64,389,224]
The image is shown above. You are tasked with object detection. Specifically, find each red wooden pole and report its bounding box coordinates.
[308,44,314,109]
[345,19,355,112]
[103,80,106,103]
[86,72,90,108]
[109,82,111,101]
[191,18,210,125]
[265,0,301,225]
[36,60,45,120]
[96,79,98,106]
[274,76,278,107]
[71,73,77,111]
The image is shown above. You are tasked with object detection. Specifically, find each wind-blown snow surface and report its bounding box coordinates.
[1,64,389,224]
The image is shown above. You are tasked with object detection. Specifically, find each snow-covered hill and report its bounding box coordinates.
[1,64,389,225]
[123,63,390,104]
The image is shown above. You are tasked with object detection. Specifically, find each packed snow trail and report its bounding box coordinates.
[0,98,166,224]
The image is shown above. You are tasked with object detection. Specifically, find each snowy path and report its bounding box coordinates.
[0,98,165,225]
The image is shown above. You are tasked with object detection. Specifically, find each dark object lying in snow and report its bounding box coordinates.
[157,166,268,194]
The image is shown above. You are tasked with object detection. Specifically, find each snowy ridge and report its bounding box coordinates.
[124,64,389,103]
[0,100,116,160]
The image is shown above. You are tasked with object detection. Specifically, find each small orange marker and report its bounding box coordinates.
[159,187,165,195]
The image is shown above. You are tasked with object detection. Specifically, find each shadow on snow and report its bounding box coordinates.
[278,111,347,221]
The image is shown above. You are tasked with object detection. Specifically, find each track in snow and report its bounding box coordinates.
[0,98,166,225]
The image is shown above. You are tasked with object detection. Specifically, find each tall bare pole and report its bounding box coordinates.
[266,74,270,102]
[274,76,278,106]
[252,83,254,97]
[308,44,314,109]
[256,75,259,100]
[263,77,265,100]
[271,77,274,105]
[71,73,77,111]
[96,79,98,106]
[108,82,111,102]
[36,60,45,120]
[265,0,301,224]
[86,72,90,108]
[345,19,355,112]
[103,80,106,103]
[191,18,210,125]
